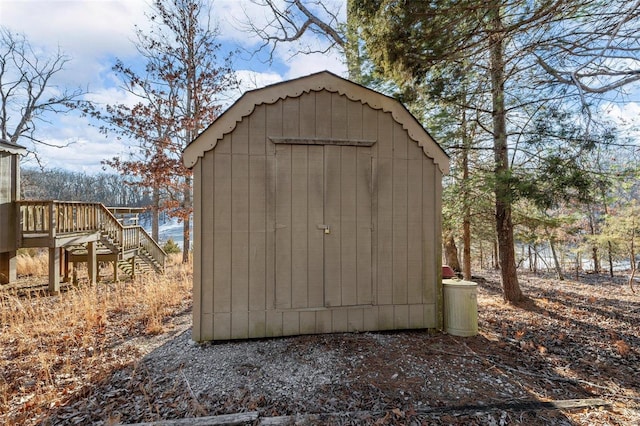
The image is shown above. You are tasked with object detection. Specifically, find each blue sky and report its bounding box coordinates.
[0,0,347,172]
[2,0,639,174]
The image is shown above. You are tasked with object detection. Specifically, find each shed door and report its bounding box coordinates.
[274,144,372,309]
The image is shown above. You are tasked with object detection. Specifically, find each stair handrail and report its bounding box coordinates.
[97,205,124,249]
[138,226,167,272]
[99,204,166,272]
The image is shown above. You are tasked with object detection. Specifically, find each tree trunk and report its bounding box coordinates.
[182,175,191,264]
[588,211,600,273]
[345,0,362,82]
[549,238,564,280]
[461,110,472,280]
[629,215,636,293]
[489,6,523,302]
[152,185,160,242]
[608,241,614,277]
[444,232,461,272]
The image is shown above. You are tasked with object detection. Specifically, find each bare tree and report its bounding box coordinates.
[86,0,236,261]
[0,27,84,153]
[241,0,345,57]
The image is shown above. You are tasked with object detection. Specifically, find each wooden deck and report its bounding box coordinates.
[17,201,166,293]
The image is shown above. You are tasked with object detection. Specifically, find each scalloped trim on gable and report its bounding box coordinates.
[182,71,449,174]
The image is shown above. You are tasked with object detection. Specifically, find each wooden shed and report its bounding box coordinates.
[183,71,450,342]
[0,140,26,284]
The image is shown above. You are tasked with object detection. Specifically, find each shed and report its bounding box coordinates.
[183,71,450,342]
[0,140,26,284]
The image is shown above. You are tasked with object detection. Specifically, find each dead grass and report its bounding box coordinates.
[16,249,48,277]
[0,253,191,425]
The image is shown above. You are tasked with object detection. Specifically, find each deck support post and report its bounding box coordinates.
[87,241,97,285]
[130,257,136,280]
[61,249,69,283]
[0,251,17,284]
[113,260,119,282]
[48,247,60,294]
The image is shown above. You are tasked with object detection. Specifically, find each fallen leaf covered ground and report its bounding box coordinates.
[3,269,639,425]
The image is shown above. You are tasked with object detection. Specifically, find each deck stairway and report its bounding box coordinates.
[18,201,167,292]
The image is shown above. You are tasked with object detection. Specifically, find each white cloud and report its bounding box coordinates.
[602,102,640,125]
[2,0,350,173]
[283,50,347,80]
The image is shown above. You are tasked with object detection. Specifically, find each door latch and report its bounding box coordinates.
[317,224,331,234]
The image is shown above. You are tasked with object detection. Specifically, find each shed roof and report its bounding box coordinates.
[0,139,27,155]
[183,71,449,174]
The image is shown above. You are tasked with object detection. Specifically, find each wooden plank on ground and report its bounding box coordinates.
[122,399,610,426]
[122,411,258,425]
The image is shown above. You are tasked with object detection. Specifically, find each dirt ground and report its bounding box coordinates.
[7,270,640,425]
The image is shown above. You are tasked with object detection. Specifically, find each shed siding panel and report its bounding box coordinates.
[214,312,231,340]
[266,311,283,337]
[291,145,309,308]
[213,152,232,313]
[249,155,267,311]
[324,145,342,307]
[376,112,394,305]
[192,160,203,340]
[231,154,249,316]
[265,149,277,311]
[300,311,316,334]
[299,91,316,137]
[249,311,266,338]
[283,97,299,137]
[249,104,266,155]
[356,148,373,305]
[407,157,423,303]
[347,99,363,140]
[331,93,347,138]
[283,311,300,336]
[316,310,332,333]
[275,144,292,309]
[307,146,325,308]
[216,131,231,153]
[348,308,364,332]
[340,146,358,306]
[232,311,249,339]
[232,117,249,154]
[392,154,408,305]
[315,91,332,138]
[332,309,348,332]
[200,154,215,339]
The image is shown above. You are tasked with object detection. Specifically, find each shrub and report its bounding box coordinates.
[163,238,181,254]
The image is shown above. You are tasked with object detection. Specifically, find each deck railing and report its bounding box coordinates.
[19,200,100,238]
[18,200,166,270]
